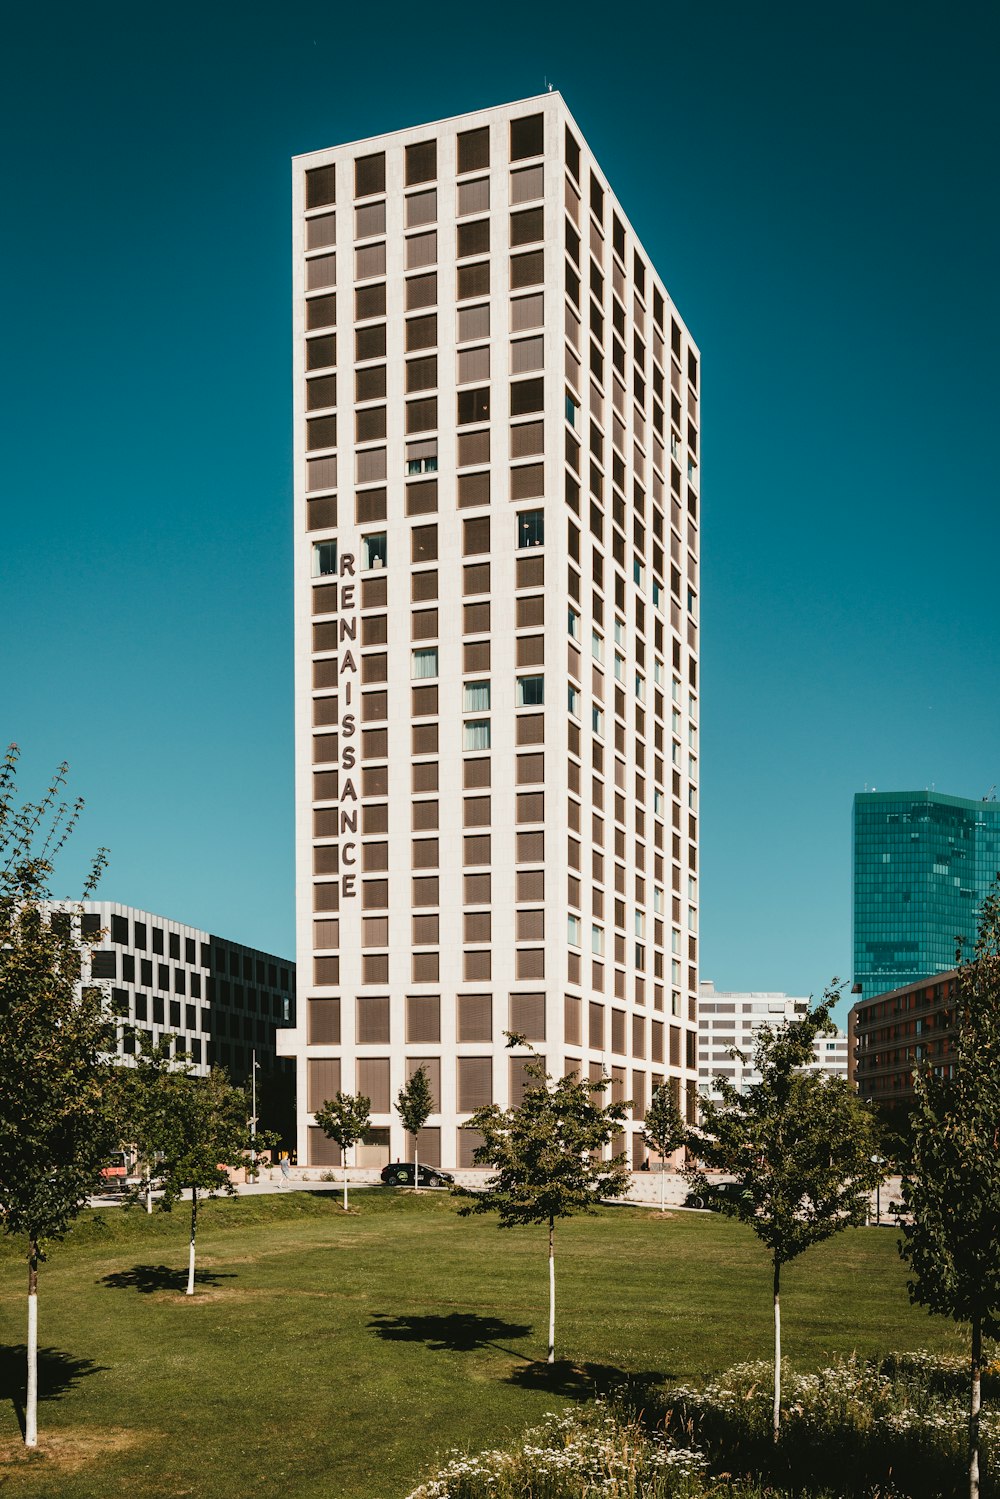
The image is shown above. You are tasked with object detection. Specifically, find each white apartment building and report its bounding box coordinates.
[698,980,849,1101]
[56,902,295,1087]
[280,94,702,1171]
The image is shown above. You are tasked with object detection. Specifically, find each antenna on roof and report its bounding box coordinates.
[984,785,997,802]
[544,76,554,92]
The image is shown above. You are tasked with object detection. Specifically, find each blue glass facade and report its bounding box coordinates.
[853,791,1000,1001]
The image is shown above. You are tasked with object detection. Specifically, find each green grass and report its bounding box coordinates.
[0,1193,967,1499]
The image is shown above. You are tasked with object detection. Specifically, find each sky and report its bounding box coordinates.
[2,0,998,1024]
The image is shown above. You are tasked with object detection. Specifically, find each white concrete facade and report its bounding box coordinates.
[697,980,849,1101]
[282,95,702,1171]
[60,901,295,1083]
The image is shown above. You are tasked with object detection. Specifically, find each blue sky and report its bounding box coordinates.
[2,1,997,1022]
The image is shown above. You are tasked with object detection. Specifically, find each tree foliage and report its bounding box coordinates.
[461,1036,631,1362]
[899,887,1000,1499]
[396,1065,434,1189]
[642,1081,687,1210]
[314,1090,371,1209]
[690,987,884,1437]
[0,745,115,1445]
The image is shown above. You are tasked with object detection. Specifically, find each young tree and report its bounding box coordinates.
[151,1066,269,1294]
[314,1091,371,1210]
[899,887,1000,1499]
[642,1081,688,1211]
[0,746,116,1447]
[396,1065,434,1191]
[110,1034,184,1213]
[461,1036,630,1364]
[689,987,883,1441]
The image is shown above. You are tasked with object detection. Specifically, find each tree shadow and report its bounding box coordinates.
[99,1263,237,1294]
[369,1311,533,1358]
[506,1359,668,1406]
[0,1346,106,1437]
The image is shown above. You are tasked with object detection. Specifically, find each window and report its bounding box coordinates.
[568,606,581,640]
[463,719,491,751]
[591,629,604,663]
[412,648,439,680]
[591,925,605,956]
[312,541,337,577]
[567,914,581,947]
[634,558,646,589]
[463,681,491,712]
[458,126,489,174]
[635,673,645,702]
[516,675,544,707]
[354,152,385,198]
[510,377,544,416]
[510,113,544,161]
[516,509,544,548]
[592,707,604,737]
[567,684,580,717]
[458,387,490,425]
[361,532,387,569]
[405,139,437,185]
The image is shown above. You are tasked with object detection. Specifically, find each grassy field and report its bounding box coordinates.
[0,1191,967,1499]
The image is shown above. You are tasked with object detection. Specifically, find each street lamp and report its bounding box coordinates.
[870,1154,886,1225]
[250,1050,260,1177]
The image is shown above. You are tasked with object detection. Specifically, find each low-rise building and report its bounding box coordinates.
[850,969,958,1114]
[698,980,849,1101]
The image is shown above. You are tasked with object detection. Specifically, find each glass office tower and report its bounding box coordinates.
[853,790,1000,1000]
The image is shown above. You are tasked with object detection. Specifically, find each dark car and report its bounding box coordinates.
[380,1162,455,1188]
[684,1181,745,1212]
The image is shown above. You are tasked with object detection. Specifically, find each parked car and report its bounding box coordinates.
[684,1180,745,1212]
[380,1162,455,1188]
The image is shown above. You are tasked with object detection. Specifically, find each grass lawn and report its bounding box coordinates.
[0,1191,966,1499]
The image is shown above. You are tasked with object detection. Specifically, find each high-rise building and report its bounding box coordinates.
[850,969,959,1113]
[279,94,702,1172]
[853,791,1000,1001]
[697,981,848,1101]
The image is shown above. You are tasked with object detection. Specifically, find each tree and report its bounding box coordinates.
[689,987,883,1441]
[0,746,116,1447]
[460,1035,631,1364]
[396,1065,434,1191]
[110,1034,184,1214]
[642,1081,688,1212]
[150,1065,269,1294]
[899,887,1000,1499]
[314,1091,371,1210]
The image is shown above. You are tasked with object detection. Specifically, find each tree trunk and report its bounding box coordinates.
[772,1258,781,1442]
[414,1139,420,1192]
[548,1217,556,1365]
[970,1313,982,1499]
[659,1158,666,1212]
[25,1242,39,1447]
[187,1189,198,1296]
[146,1179,152,1215]
[343,1150,349,1212]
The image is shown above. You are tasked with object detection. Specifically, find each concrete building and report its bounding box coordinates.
[697,981,849,1102]
[853,790,1000,1001]
[280,94,702,1171]
[850,969,959,1114]
[65,902,296,1132]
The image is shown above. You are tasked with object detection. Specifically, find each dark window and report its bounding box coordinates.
[405,139,437,185]
[169,1001,182,1028]
[307,292,337,330]
[355,152,385,198]
[457,219,490,258]
[158,963,170,991]
[140,958,153,987]
[511,251,544,289]
[169,932,180,960]
[406,314,437,351]
[510,113,544,161]
[457,126,489,173]
[458,387,490,425]
[590,172,604,223]
[91,950,116,979]
[307,415,337,451]
[153,996,165,1025]
[457,262,490,300]
[406,397,437,433]
[152,927,165,955]
[133,921,147,949]
[185,938,196,964]
[305,164,336,209]
[134,992,148,1022]
[510,377,543,416]
[517,509,544,547]
[565,127,581,181]
[510,207,544,246]
[110,914,128,944]
[356,365,386,402]
[613,214,625,260]
[307,334,336,370]
[406,273,437,310]
[122,954,135,982]
[411,525,438,563]
[355,283,386,320]
[191,973,202,999]
[356,323,386,361]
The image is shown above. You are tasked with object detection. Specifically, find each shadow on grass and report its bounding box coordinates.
[506,1359,668,1405]
[99,1264,237,1294]
[0,1346,106,1437]
[369,1311,533,1359]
